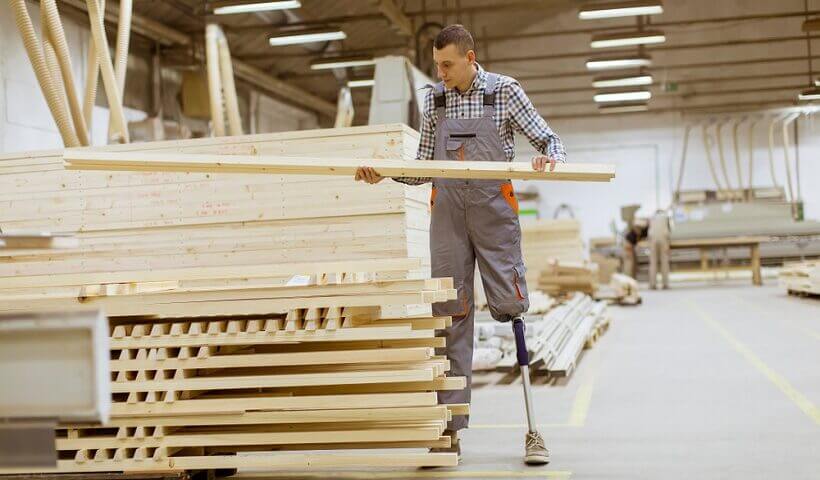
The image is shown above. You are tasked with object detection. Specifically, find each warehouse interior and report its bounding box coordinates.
[0,1,818,479]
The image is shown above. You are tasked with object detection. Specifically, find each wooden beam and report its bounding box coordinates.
[63,151,616,182]
[373,0,414,37]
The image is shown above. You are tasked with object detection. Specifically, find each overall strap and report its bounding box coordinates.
[431,81,447,119]
[482,73,499,118]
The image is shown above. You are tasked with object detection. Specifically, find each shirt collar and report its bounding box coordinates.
[449,63,487,95]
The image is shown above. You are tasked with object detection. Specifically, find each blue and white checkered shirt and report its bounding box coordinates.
[394,63,566,185]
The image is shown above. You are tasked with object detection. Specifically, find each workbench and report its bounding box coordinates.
[669,236,769,286]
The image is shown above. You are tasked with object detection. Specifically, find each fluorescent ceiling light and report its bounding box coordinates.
[592,73,653,88]
[269,30,346,46]
[311,56,376,70]
[579,1,663,20]
[798,86,820,101]
[213,1,301,15]
[590,31,666,48]
[594,90,652,103]
[598,102,650,114]
[586,55,652,70]
[348,79,375,88]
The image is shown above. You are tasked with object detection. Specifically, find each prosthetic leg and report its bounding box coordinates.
[512,315,550,465]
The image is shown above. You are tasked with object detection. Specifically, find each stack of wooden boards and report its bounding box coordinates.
[594,273,642,305]
[520,219,588,293]
[779,260,820,297]
[0,125,431,301]
[537,260,600,297]
[0,261,466,474]
[472,293,610,379]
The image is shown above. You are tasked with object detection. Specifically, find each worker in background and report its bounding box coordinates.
[648,209,671,289]
[354,24,565,465]
[623,217,648,279]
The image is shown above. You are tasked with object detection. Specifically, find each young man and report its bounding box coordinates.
[354,24,566,464]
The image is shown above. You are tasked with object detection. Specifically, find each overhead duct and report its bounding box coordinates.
[8,0,80,147]
[205,23,243,137]
[85,0,130,143]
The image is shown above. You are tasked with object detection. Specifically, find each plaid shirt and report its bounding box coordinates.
[394,63,566,185]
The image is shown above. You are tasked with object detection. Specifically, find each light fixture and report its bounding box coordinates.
[579,0,663,20]
[269,29,346,46]
[347,79,375,88]
[213,1,301,15]
[798,86,820,100]
[594,90,652,103]
[592,72,653,88]
[598,102,650,114]
[310,56,376,70]
[586,55,651,70]
[590,30,666,48]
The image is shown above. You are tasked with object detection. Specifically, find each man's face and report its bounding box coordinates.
[433,44,476,89]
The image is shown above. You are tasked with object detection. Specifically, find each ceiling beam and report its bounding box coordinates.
[373,0,413,37]
[58,0,335,117]
[543,99,797,120]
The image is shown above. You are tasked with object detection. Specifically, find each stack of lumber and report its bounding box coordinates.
[779,260,820,297]
[537,260,599,296]
[0,124,431,317]
[520,219,586,288]
[471,293,609,378]
[594,273,642,305]
[529,293,609,377]
[0,262,466,474]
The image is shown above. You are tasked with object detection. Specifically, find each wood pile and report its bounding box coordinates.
[537,260,599,297]
[0,124,431,319]
[779,260,820,297]
[594,273,642,305]
[472,293,609,378]
[0,262,465,474]
[520,220,588,294]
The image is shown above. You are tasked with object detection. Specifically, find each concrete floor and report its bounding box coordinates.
[241,282,820,480]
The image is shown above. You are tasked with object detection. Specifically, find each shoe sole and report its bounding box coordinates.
[524,454,550,465]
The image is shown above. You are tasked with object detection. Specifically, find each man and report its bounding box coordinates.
[647,209,671,289]
[354,24,566,464]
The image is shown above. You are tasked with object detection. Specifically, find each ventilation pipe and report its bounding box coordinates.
[205,23,242,137]
[41,0,90,145]
[85,0,129,143]
[107,0,132,139]
[8,0,80,147]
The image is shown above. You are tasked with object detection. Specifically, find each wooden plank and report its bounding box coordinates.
[0,452,458,473]
[63,150,616,182]
[670,236,769,248]
[109,392,439,416]
[0,233,79,249]
[109,347,435,371]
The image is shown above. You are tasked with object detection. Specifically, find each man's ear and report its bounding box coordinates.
[466,49,476,63]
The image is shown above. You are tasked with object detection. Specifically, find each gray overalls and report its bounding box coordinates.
[429,72,530,431]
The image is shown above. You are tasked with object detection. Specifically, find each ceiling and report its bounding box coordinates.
[90,0,820,122]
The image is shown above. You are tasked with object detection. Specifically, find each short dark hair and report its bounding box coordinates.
[434,24,475,54]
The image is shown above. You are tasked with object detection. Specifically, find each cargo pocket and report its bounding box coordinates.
[500,183,519,214]
[513,263,528,301]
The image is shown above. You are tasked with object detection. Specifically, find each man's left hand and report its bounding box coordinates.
[532,156,557,172]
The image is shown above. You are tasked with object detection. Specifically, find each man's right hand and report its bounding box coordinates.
[354,166,385,184]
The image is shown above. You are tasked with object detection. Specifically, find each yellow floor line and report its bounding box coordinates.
[566,361,598,427]
[687,300,820,426]
[239,471,572,479]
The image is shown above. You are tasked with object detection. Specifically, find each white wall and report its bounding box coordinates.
[0,1,319,155]
[0,1,90,153]
[514,113,820,241]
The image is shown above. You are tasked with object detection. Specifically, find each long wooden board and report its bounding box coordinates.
[63,150,616,182]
